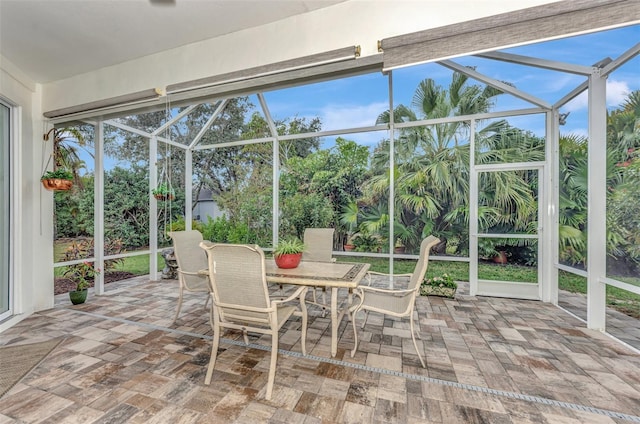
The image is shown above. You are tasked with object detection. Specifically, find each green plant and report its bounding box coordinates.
[61,237,125,272]
[152,182,175,198]
[151,183,175,197]
[41,169,74,181]
[422,273,457,289]
[274,238,305,256]
[65,261,100,291]
[42,126,88,186]
[352,232,381,252]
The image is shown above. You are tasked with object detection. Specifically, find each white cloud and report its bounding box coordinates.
[320,101,388,130]
[562,78,631,113]
[606,79,631,108]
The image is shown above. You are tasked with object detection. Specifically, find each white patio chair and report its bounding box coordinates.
[350,235,440,368]
[200,242,308,400]
[302,228,335,315]
[167,230,210,323]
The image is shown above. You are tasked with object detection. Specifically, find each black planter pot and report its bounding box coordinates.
[69,289,88,305]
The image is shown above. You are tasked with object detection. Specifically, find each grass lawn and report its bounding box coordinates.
[338,256,639,316]
[54,240,163,277]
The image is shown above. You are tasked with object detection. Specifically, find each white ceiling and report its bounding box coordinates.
[0,0,346,83]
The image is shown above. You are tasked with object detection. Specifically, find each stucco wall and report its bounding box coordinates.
[0,55,52,331]
[41,0,557,113]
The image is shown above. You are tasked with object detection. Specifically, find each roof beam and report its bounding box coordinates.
[476,51,593,75]
[601,41,640,76]
[188,100,229,149]
[438,59,552,109]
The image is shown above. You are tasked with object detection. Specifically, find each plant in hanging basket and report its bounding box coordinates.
[273,238,305,269]
[41,126,88,191]
[152,183,175,201]
[420,273,457,298]
[41,169,74,191]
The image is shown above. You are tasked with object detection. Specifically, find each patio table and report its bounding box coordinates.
[265,260,370,357]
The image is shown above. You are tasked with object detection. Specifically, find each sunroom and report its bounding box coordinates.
[0,0,639,422]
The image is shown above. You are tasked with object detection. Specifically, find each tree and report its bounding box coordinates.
[279,137,369,241]
[364,70,531,254]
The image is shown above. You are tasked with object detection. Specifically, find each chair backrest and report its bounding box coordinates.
[408,235,440,290]
[302,228,335,262]
[168,231,207,284]
[200,243,272,324]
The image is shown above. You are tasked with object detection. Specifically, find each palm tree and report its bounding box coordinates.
[364,70,539,254]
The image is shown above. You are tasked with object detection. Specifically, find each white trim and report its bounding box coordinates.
[602,277,640,296]
[94,121,105,295]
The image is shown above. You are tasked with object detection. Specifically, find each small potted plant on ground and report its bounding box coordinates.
[420,273,457,298]
[41,169,74,191]
[65,261,101,305]
[274,238,305,269]
[152,182,175,201]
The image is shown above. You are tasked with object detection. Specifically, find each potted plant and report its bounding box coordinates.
[273,238,305,269]
[344,233,356,251]
[41,127,87,191]
[64,261,101,305]
[41,169,74,191]
[152,182,175,201]
[420,273,457,298]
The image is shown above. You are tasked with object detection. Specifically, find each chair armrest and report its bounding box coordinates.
[357,285,415,296]
[180,269,207,277]
[271,286,308,305]
[367,271,412,277]
[364,271,411,286]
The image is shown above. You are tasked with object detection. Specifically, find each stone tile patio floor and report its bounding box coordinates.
[1,275,639,423]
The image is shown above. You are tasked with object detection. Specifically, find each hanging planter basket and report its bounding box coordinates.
[41,170,74,192]
[41,178,73,191]
[153,193,175,201]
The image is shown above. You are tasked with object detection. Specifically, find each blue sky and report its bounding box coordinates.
[261,24,639,147]
[93,24,639,172]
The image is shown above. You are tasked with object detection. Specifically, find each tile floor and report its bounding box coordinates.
[0,276,639,423]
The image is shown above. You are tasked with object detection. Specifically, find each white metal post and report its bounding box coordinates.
[543,109,559,304]
[587,71,607,330]
[149,136,159,280]
[388,71,395,288]
[94,121,105,295]
[185,149,192,230]
[469,119,478,296]
[256,93,280,248]
[272,139,279,247]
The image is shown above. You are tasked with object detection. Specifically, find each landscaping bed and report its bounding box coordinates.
[54,271,136,295]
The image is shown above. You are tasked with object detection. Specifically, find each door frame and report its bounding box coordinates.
[469,139,546,300]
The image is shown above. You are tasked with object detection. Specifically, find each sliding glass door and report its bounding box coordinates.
[0,101,10,321]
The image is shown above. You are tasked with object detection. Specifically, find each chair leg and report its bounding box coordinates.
[360,310,369,330]
[414,307,421,340]
[312,287,327,318]
[265,330,278,400]
[300,297,308,356]
[351,309,360,358]
[409,312,426,368]
[205,321,220,385]
[173,285,184,323]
